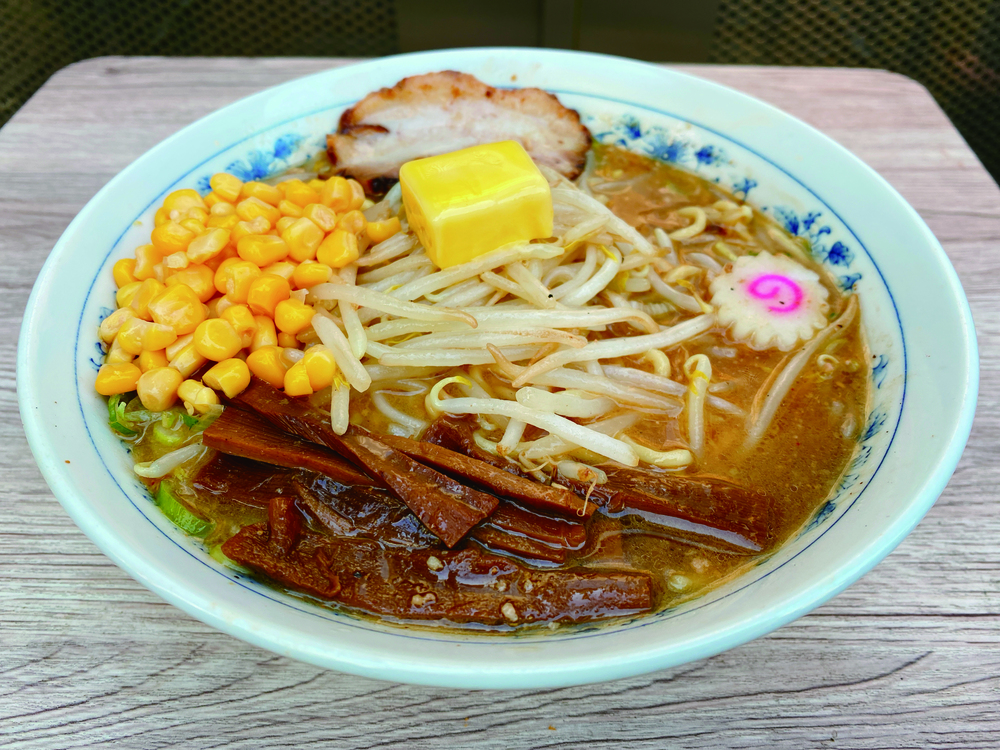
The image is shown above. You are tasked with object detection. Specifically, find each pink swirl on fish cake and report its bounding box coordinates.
[746,274,803,314]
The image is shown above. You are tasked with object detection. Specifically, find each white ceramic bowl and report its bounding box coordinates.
[18,48,977,688]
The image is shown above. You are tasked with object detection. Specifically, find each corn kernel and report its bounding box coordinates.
[113,259,137,287]
[292,261,333,289]
[165,333,193,361]
[236,196,281,225]
[178,379,220,414]
[283,179,322,208]
[179,218,205,236]
[274,298,315,334]
[250,314,278,351]
[164,251,190,270]
[275,216,297,233]
[279,217,322,262]
[117,317,150,355]
[208,243,240,269]
[277,331,299,348]
[192,385,219,412]
[183,206,209,223]
[319,177,347,211]
[210,200,236,216]
[205,296,225,318]
[278,199,303,218]
[166,263,216,303]
[137,366,184,411]
[316,228,359,268]
[346,179,366,209]
[148,283,206,335]
[138,349,169,372]
[133,244,162,281]
[151,221,196,255]
[168,342,208,378]
[303,345,338,390]
[213,257,241,295]
[114,281,140,310]
[151,262,169,283]
[96,362,142,396]
[130,278,166,321]
[99,306,135,342]
[230,218,270,246]
[307,178,325,192]
[105,337,135,364]
[237,234,288,266]
[302,203,338,233]
[186,227,231,264]
[177,378,201,404]
[192,318,243,361]
[246,346,287,389]
[337,209,367,235]
[283,361,313,396]
[211,173,244,203]
[204,192,223,208]
[154,208,171,227]
[366,216,402,245]
[262,260,296,281]
[240,181,283,206]
[221,304,256,348]
[207,213,240,230]
[142,322,177,352]
[245,274,290,317]
[163,189,207,215]
[203,358,251,398]
[216,260,262,304]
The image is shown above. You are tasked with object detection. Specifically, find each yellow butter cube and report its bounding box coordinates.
[399,141,553,269]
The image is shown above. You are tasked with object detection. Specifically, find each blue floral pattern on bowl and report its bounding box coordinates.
[196,133,306,192]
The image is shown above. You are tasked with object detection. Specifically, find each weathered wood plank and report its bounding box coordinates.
[2,57,998,749]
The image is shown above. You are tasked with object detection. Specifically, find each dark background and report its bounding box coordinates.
[2,0,997,180]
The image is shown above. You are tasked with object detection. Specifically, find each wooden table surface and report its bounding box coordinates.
[2,57,998,749]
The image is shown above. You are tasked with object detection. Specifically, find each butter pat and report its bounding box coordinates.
[399,141,554,269]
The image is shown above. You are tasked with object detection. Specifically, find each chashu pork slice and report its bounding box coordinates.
[327,71,591,192]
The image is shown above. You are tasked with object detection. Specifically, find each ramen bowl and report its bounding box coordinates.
[18,48,977,688]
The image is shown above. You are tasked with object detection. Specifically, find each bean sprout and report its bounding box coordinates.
[372,391,428,436]
[427,377,639,466]
[512,314,715,387]
[744,296,858,449]
[498,418,526,456]
[392,242,563,301]
[312,309,372,392]
[619,435,694,468]
[331,381,350,435]
[515,387,616,418]
[684,354,712,460]
[133,443,205,478]
[309,283,477,328]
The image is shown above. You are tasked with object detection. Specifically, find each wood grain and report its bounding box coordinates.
[2,57,998,749]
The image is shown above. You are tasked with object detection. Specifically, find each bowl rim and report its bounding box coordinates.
[18,47,979,688]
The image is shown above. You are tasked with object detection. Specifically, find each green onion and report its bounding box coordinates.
[155,482,212,538]
[151,422,187,449]
[107,395,137,436]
